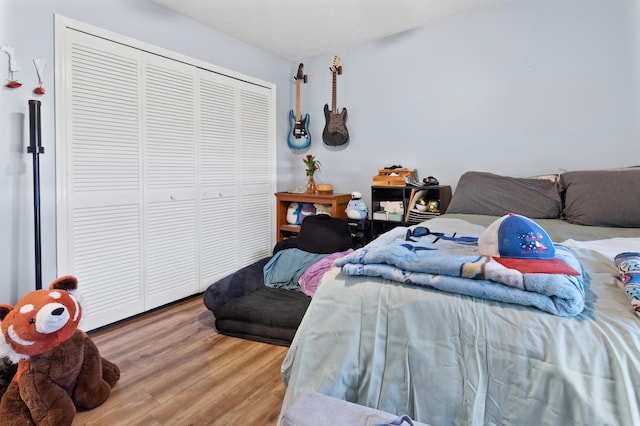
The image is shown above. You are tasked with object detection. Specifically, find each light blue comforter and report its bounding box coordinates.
[335,225,585,316]
[280,216,640,426]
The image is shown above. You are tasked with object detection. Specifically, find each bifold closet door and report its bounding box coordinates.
[198,70,241,287]
[58,22,275,329]
[197,71,274,289]
[142,53,198,309]
[57,30,145,331]
[237,84,274,267]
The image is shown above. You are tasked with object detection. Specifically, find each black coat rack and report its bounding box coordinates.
[28,99,44,290]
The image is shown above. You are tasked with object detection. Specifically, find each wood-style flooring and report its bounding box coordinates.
[72,295,288,425]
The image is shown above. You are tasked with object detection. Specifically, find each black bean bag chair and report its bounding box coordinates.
[203,214,354,346]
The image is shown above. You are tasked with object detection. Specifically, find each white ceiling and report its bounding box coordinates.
[149,0,507,61]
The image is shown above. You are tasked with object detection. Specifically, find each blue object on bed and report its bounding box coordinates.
[334,225,585,316]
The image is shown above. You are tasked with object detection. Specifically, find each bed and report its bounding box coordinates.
[278,169,640,426]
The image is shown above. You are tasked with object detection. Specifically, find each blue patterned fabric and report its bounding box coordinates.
[334,226,585,316]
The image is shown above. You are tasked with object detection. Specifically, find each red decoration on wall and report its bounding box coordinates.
[1,44,22,89]
[33,58,46,95]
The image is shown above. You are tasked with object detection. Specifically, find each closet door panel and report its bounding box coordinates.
[239,86,272,189]
[60,30,144,331]
[142,53,198,308]
[199,73,238,188]
[198,70,240,288]
[199,195,239,288]
[145,199,197,307]
[238,84,273,265]
[238,193,272,265]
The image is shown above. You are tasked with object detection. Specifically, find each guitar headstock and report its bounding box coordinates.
[330,55,343,75]
[294,63,308,83]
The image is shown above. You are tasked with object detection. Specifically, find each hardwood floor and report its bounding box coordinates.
[72,295,289,425]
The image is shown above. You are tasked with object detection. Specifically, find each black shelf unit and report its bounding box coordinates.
[370,185,451,239]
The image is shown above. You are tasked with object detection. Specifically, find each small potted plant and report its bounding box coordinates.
[303,154,321,194]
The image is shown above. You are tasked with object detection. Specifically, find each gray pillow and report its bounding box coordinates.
[447,171,563,218]
[560,169,640,227]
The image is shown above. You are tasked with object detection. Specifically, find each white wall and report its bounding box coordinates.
[281,0,640,209]
[0,0,292,303]
[2,0,640,304]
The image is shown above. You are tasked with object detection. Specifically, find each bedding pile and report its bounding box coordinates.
[280,215,640,426]
[335,216,585,316]
[263,247,354,296]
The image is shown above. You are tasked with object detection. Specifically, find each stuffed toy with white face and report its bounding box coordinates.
[286,202,302,225]
[0,276,120,426]
[346,191,368,220]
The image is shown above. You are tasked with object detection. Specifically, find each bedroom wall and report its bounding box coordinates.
[280,0,640,209]
[0,0,292,304]
[2,0,639,305]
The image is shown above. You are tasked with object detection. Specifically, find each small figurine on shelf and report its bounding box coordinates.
[346,191,368,220]
[415,198,428,212]
[427,199,440,213]
[299,203,316,223]
[286,202,302,225]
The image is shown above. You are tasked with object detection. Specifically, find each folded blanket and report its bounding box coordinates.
[264,248,327,291]
[299,249,354,297]
[335,226,585,316]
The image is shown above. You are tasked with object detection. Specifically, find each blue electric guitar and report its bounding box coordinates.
[288,63,311,149]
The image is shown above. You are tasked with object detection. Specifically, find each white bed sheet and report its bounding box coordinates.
[562,237,640,260]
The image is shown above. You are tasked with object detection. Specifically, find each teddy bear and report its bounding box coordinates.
[0,275,120,426]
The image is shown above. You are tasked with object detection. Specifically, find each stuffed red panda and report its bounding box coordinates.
[0,275,119,426]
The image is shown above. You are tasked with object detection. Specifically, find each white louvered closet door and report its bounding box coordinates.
[198,70,241,287]
[58,30,145,330]
[142,53,198,309]
[238,85,274,266]
[57,19,275,330]
[197,71,274,288]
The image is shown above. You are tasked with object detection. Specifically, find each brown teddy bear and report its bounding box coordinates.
[0,275,119,425]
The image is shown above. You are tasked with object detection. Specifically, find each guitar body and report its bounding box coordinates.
[322,103,349,146]
[288,109,311,149]
[288,63,311,149]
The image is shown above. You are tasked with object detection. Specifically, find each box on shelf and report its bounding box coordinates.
[373,211,389,220]
[388,212,404,222]
[372,168,417,186]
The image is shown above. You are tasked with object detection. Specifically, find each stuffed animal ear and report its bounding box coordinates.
[49,275,78,292]
[0,304,12,320]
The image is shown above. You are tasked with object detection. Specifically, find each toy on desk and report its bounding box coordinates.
[299,203,316,223]
[415,198,428,212]
[314,203,332,215]
[427,199,440,213]
[286,202,302,225]
[346,191,368,220]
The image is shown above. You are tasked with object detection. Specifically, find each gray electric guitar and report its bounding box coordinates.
[322,55,349,146]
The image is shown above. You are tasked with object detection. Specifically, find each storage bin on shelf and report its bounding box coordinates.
[372,168,417,186]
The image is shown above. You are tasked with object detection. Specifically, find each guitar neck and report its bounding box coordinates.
[295,80,301,121]
[331,70,337,114]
